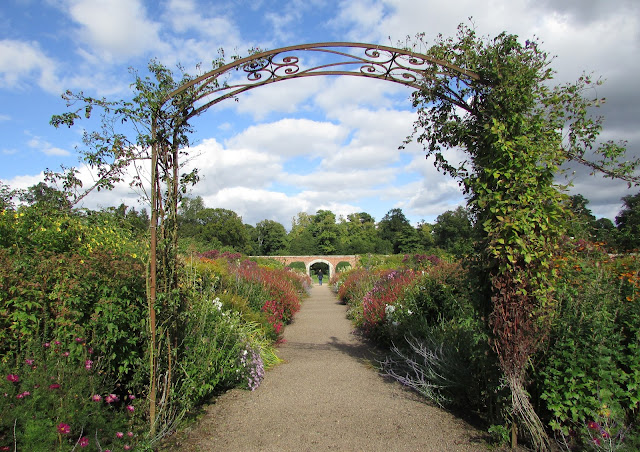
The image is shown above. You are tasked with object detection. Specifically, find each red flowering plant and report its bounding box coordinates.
[361,269,419,343]
[0,338,141,451]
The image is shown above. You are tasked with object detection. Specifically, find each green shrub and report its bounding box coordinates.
[287,261,306,272]
[535,248,640,450]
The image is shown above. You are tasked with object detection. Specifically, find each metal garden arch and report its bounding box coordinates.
[149,41,479,310]
[146,42,478,430]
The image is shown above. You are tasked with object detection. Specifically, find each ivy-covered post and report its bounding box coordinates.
[406,24,639,450]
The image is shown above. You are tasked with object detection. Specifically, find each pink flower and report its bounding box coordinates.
[128,394,136,400]
[53,340,61,345]
[84,359,93,370]
[43,342,50,348]
[57,423,71,434]
[91,394,102,402]
[6,374,19,383]
[115,432,124,439]
[62,351,70,357]
[124,446,131,451]
[24,359,34,365]
[49,383,61,390]
[78,436,89,447]
[127,431,134,437]
[588,421,599,430]
[126,405,135,412]
[105,393,119,403]
[88,347,93,355]
[75,337,84,343]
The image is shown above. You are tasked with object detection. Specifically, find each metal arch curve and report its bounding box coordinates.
[166,42,480,113]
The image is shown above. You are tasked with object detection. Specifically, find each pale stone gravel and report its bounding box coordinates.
[173,285,491,451]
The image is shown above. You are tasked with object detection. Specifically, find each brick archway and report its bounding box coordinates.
[253,255,359,280]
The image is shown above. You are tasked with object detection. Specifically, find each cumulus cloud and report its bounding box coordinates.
[63,0,163,61]
[226,118,348,158]
[27,136,71,157]
[0,40,61,93]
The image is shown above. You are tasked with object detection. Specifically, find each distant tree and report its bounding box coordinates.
[19,182,71,211]
[244,224,259,255]
[197,207,249,252]
[593,217,617,246]
[396,224,422,253]
[178,196,206,237]
[566,194,597,240]
[254,219,288,255]
[377,208,412,254]
[288,212,316,255]
[106,203,149,234]
[0,182,16,211]
[416,221,435,250]
[310,210,339,254]
[338,212,383,254]
[432,206,475,256]
[615,192,640,251]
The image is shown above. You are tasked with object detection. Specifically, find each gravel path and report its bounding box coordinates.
[175,285,490,451]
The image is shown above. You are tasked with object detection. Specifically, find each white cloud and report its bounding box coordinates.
[184,138,283,190]
[165,0,239,41]
[0,40,61,93]
[27,136,71,157]
[226,76,326,120]
[64,0,163,61]
[226,118,348,158]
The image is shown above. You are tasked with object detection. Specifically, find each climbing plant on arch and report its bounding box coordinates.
[50,26,639,448]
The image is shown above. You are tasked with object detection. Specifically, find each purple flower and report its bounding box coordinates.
[84,359,93,370]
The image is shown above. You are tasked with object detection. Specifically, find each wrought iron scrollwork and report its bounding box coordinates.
[168,42,479,112]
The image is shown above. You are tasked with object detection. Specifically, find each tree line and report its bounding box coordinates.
[177,193,640,257]
[7,184,638,257]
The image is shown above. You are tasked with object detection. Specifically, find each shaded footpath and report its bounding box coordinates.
[174,285,490,451]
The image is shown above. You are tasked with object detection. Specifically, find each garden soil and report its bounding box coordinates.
[169,285,493,451]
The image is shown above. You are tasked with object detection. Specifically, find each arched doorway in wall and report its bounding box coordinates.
[308,259,332,282]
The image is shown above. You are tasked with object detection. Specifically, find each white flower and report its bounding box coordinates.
[212,297,223,311]
[407,310,413,315]
[385,304,396,315]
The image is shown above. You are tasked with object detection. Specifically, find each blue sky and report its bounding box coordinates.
[1,0,639,228]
